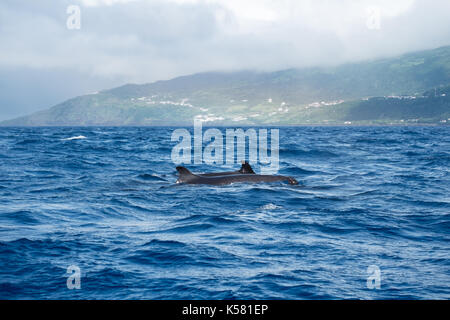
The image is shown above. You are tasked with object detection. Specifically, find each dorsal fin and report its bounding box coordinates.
[176,166,197,183]
[239,161,255,174]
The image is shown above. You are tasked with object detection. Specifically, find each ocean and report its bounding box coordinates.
[0,126,449,299]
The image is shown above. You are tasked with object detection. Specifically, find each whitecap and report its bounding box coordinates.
[260,203,281,210]
[62,135,87,141]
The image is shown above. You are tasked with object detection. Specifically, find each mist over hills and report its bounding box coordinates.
[2,45,450,126]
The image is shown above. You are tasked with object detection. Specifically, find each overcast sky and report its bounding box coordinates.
[1,0,450,120]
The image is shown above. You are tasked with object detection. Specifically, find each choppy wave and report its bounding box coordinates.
[0,126,449,299]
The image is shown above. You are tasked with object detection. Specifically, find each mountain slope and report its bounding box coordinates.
[284,85,450,125]
[2,45,450,126]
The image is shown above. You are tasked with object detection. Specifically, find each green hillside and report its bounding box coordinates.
[2,45,450,126]
[287,86,450,125]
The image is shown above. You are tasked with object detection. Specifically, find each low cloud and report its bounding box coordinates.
[1,0,450,119]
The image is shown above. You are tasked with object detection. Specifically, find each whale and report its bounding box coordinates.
[198,161,255,177]
[176,166,298,185]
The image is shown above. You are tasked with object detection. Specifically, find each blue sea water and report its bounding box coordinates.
[0,126,449,300]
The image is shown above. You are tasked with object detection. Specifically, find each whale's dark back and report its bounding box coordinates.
[176,166,298,185]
